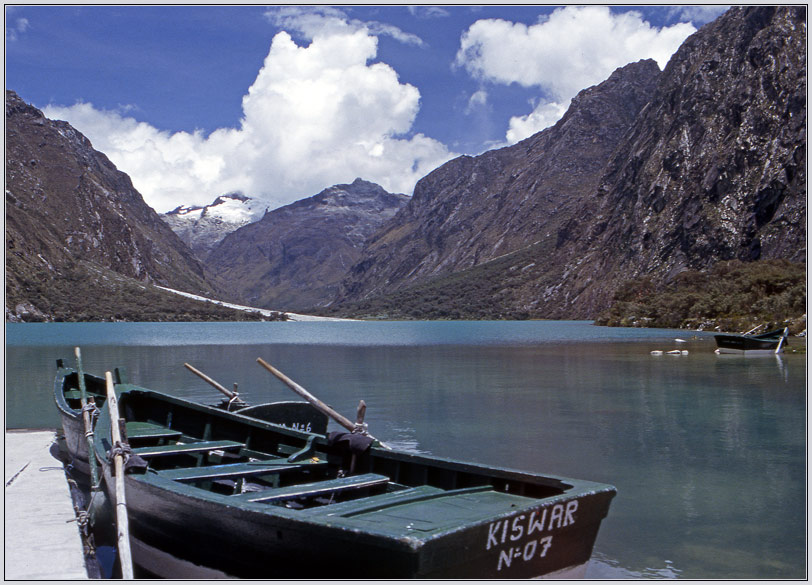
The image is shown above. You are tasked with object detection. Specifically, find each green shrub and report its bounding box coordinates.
[596,260,806,332]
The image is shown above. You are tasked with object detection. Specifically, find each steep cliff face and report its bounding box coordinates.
[162,193,269,260]
[339,59,662,302]
[335,6,805,319]
[205,179,408,311]
[555,6,806,316]
[5,90,225,320]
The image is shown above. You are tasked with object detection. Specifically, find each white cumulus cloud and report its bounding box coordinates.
[456,6,696,143]
[43,10,452,213]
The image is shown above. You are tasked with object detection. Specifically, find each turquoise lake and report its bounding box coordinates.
[5,320,807,578]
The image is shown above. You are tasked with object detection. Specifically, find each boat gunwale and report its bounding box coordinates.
[54,364,107,418]
[87,384,616,549]
[101,385,615,495]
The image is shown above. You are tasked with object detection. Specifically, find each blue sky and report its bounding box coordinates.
[6,5,729,212]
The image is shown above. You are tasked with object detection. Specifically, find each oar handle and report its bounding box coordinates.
[256,358,355,431]
[184,363,244,402]
[256,358,391,450]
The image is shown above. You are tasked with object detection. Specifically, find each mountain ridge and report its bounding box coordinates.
[337,58,663,304]
[205,178,409,311]
[5,6,806,323]
[331,6,805,319]
[5,89,267,322]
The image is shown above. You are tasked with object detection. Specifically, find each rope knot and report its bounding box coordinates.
[108,441,133,464]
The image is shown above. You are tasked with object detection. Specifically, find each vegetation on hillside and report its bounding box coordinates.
[318,258,807,333]
[317,243,558,320]
[6,261,285,322]
[595,259,806,333]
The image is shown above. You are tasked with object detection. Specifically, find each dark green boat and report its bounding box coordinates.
[67,363,616,579]
[54,359,327,479]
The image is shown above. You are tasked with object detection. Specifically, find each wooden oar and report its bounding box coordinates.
[256,358,391,450]
[775,327,789,354]
[184,363,245,405]
[105,372,134,580]
[74,347,100,489]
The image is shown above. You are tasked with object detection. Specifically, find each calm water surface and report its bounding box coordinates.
[5,321,807,579]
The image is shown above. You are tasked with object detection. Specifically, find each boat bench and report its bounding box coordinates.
[125,421,183,441]
[161,459,327,482]
[302,484,445,516]
[133,440,244,458]
[302,485,492,517]
[233,473,390,504]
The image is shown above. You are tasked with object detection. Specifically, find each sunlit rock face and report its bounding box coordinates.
[336,7,806,319]
[5,90,222,320]
[339,59,662,305]
[561,5,806,316]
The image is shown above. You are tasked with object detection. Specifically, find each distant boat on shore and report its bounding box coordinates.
[714,327,789,355]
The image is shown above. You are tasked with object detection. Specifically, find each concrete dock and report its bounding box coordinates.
[5,430,88,579]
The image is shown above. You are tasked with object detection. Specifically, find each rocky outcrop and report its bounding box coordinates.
[163,193,268,261]
[5,90,227,320]
[339,59,662,302]
[554,5,807,316]
[205,179,408,311]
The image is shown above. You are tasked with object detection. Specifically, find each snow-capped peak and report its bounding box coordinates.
[202,192,267,224]
[162,192,269,259]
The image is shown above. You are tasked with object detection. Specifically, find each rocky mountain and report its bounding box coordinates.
[205,179,408,311]
[550,5,806,317]
[163,193,268,260]
[5,90,257,322]
[337,58,662,304]
[333,6,806,319]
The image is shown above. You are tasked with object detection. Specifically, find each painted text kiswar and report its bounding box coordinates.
[485,499,579,572]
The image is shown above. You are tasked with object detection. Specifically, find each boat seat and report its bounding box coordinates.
[233,473,390,504]
[302,485,493,517]
[133,440,244,458]
[301,485,445,516]
[125,421,183,441]
[64,389,83,400]
[161,459,327,482]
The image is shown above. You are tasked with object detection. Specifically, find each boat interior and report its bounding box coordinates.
[59,369,108,411]
[106,388,572,513]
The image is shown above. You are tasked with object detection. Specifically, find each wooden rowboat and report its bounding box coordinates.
[80,365,616,579]
[714,327,789,355]
[54,359,327,479]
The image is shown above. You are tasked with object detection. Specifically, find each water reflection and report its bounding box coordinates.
[5,323,806,579]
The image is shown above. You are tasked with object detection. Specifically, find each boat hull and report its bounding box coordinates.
[93,388,614,579]
[102,460,613,579]
[714,331,787,354]
[58,409,92,476]
[53,363,109,478]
